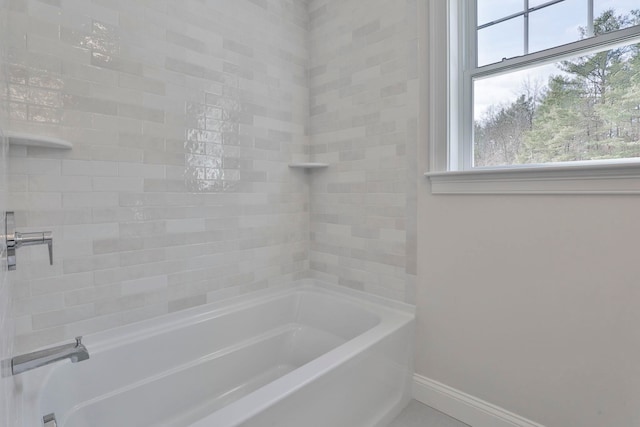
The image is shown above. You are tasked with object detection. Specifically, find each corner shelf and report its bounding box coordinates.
[288,162,329,169]
[6,131,73,149]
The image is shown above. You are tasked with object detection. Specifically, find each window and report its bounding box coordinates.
[427,0,640,194]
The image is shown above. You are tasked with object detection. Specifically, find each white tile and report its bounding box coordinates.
[121,275,168,296]
[8,157,61,175]
[12,293,66,317]
[63,223,119,240]
[62,159,118,176]
[92,177,144,192]
[63,191,119,208]
[118,162,165,178]
[28,175,91,192]
[165,218,205,234]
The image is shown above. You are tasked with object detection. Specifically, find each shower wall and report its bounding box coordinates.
[4,0,310,353]
[307,0,418,302]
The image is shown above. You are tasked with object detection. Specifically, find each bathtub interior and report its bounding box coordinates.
[23,286,397,427]
[237,317,414,427]
[63,324,346,427]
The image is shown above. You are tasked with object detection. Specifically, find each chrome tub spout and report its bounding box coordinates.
[11,336,89,375]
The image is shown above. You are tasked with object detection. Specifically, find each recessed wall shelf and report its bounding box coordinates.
[5,132,73,150]
[288,162,329,169]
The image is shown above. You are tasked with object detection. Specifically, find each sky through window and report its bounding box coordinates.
[474,0,639,120]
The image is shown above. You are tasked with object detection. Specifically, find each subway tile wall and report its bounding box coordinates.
[3,0,310,353]
[307,0,418,302]
[2,0,420,354]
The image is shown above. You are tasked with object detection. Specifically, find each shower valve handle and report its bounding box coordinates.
[4,212,53,270]
[14,231,53,263]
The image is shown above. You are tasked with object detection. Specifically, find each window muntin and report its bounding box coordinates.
[453,0,640,170]
[477,1,522,27]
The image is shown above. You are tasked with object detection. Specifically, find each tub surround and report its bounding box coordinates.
[3,0,310,354]
[307,0,419,303]
[2,0,419,354]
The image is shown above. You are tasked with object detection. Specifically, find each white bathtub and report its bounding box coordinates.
[17,281,414,427]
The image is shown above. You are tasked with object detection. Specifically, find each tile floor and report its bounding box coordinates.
[387,400,470,427]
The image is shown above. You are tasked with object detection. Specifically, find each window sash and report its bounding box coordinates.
[453,0,640,171]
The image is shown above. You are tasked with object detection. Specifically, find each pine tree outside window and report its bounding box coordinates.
[426,0,640,194]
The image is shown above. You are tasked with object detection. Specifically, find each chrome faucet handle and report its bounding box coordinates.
[4,212,54,270]
[75,336,83,346]
[14,231,53,264]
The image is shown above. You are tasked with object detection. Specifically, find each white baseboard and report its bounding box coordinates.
[413,374,545,427]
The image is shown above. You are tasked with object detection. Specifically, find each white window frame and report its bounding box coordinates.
[425,0,640,194]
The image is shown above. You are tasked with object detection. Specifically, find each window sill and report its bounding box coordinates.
[425,161,640,194]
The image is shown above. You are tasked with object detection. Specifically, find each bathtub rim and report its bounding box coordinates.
[22,279,413,357]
